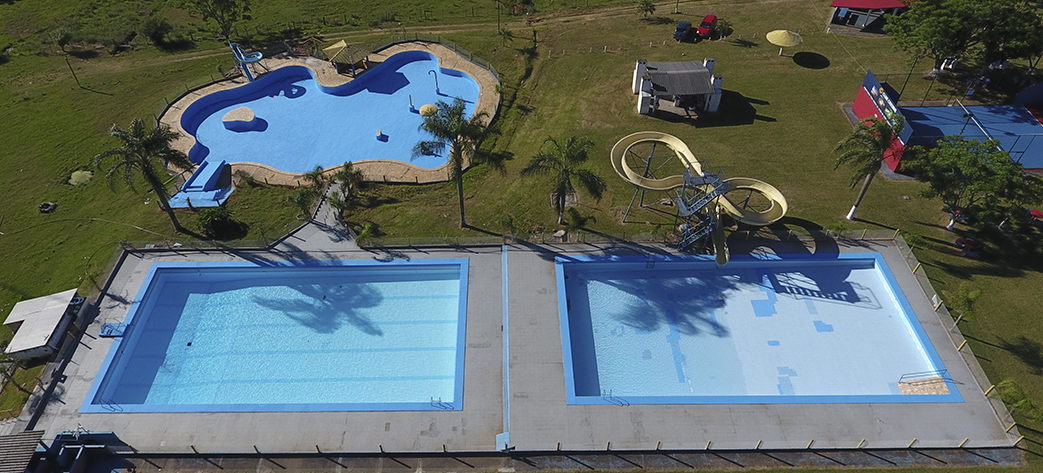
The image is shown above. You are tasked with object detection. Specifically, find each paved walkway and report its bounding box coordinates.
[273,183,359,254]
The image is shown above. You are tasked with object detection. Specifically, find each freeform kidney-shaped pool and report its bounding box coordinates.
[82,259,468,413]
[180,50,480,173]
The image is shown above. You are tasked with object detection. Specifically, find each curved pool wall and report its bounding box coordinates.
[81,259,469,413]
[555,253,962,405]
[180,50,480,173]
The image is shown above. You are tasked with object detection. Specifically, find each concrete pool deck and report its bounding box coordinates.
[159,41,500,187]
[15,228,1019,467]
[505,239,1013,451]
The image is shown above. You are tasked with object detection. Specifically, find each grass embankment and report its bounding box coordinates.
[1,0,1042,468]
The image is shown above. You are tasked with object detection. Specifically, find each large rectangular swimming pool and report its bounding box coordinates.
[82,259,468,413]
[556,254,961,404]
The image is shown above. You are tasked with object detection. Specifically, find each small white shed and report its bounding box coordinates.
[3,288,81,360]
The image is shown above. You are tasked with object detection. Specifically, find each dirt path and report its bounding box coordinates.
[53,0,809,78]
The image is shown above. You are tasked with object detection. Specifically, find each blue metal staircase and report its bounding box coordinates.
[674,165,729,250]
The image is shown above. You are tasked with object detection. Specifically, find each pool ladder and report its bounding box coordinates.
[99,398,124,412]
[899,369,957,384]
[430,397,454,410]
[601,390,630,407]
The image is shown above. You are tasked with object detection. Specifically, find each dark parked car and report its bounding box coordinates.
[696,14,717,39]
[673,21,692,41]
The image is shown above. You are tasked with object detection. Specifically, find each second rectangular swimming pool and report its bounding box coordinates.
[556,253,961,405]
[82,259,468,413]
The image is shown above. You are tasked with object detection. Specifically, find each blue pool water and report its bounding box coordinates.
[556,254,961,404]
[82,259,468,413]
[180,50,480,173]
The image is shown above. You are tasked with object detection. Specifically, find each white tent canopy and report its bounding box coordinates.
[3,288,79,359]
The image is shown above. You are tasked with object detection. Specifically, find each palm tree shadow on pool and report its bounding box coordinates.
[251,283,385,335]
[592,275,743,337]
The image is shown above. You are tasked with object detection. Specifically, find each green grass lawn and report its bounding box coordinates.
[2,0,1043,468]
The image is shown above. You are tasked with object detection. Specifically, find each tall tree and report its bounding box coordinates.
[833,117,909,220]
[521,136,607,225]
[326,162,366,219]
[94,119,194,233]
[904,136,1032,230]
[412,98,492,228]
[883,0,989,74]
[181,0,252,39]
[978,2,1043,67]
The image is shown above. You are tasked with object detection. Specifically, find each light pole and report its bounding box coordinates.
[898,55,922,100]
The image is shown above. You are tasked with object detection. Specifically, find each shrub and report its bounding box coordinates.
[197,206,242,239]
[142,16,174,45]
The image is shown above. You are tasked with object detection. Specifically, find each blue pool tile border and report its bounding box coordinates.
[81,258,469,413]
[554,253,963,405]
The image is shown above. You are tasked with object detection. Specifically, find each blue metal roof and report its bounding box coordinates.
[901,105,1043,169]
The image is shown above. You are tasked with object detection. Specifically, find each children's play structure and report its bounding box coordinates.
[230,43,267,82]
[633,59,723,115]
[611,132,788,265]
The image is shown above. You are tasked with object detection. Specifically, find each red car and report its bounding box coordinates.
[696,14,717,39]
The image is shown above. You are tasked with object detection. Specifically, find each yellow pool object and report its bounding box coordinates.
[610,131,789,264]
[419,104,438,116]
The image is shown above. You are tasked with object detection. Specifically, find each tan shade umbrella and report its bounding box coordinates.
[766,30,802,56]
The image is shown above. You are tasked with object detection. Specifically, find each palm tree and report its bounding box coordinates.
[326,162,366,220]
[638,0,656,17]
[521,135,607,225]
[302,165,327,188]
[332,161,365,203]
[94,118,194,232]
[413,97,491,228]
[288,187,319,220]
[833,117,906,220]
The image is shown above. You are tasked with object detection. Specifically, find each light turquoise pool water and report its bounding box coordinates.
[82,259,469,413]
[556,254,961,404]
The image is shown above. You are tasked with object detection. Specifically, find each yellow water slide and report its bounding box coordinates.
[610,132,789,264]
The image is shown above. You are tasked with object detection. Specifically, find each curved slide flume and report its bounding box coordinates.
[610,132,789,264]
